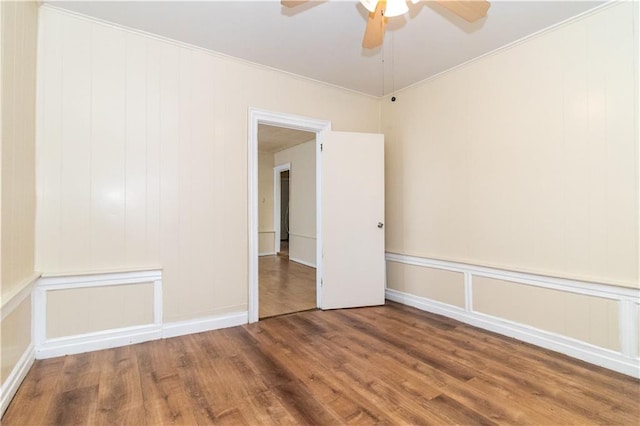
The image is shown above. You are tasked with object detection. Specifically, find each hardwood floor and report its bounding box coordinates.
[259,254,316,319]
[4,302,639,425]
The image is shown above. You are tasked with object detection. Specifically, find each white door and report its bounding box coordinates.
[321,131,385,309]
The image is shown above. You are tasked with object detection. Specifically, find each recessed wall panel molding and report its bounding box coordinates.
[34,270,164,358]
[386,253,640,378]
[32,269,248,359]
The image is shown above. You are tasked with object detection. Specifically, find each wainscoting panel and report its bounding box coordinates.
[34,270,247,359]
[46,283,155,339]
[386,253,640,378]
[34,270,163,358]
[386,260,465,308]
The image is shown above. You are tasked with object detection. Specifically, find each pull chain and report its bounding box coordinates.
[381,40,385,96]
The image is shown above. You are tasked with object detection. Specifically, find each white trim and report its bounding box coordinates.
[248,108,330,323]
[385,253,640,301]
[619,300,639,359]
[259,252,276,257]
[33,285,46,349]
[315,128,324,309]
[386,287,468,321]
[289,257,317,269]
[34,270,163,349]
[35,310,249,359]
[0,344,35,417]
[386,288,640,378]
[273,162,291,255]
[463,271,473,312]
[386,252,640,378]
[36,324,162,359]
[1,273,40,321]
[2,269,247,413]
[38,269,162,289]
[161,311,248,339]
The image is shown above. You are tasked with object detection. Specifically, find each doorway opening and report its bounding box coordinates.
[253,115,327,321]
[280,171,289,252]
[248,109,331,323]
[278,170,289,257]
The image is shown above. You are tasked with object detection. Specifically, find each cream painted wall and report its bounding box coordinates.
[274,139,316,266]
[1,0,38,391]
[473,276,620,351]
[1,298,31,383]
[1,0,38,300]
[258,151,275,254]
[386,261,465,307]
[382,2,638,288]
[36,7,379,322]
[46,283,154,338]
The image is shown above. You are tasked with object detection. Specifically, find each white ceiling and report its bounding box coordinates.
[258,124,315,153]
[47,0,607,97]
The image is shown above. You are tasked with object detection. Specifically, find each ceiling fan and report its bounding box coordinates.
[282,0,491,48]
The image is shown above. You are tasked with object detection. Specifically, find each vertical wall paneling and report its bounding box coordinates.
[177,48,193,317]
[1,0,39,415]
[382,3,638,378]
[157,42,181,318]
[125,34,149,267]
[145,41,161,265]
[36,5,63,271]
[36,7,380,323]
[91,23,127,269]
[1,0,37,295]
[382,2,638,288]
[59,16,92,269]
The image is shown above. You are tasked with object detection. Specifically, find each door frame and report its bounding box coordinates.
[273,163,291,255]
[248,108,331,323]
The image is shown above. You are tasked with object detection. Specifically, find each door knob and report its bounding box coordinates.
[377,222,384,229]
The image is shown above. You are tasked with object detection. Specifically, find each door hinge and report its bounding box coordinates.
[320,143,323,152]
[321,278,323,287]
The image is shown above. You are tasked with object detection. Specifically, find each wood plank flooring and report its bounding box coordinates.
[3,302,639,425]
[259,254,316,319]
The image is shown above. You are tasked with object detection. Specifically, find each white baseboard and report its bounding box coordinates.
[289,257,316,268]
[35,311,249,359]
[259,252,276,257]
[162,311,248,339]
[36,324,162,359]
[386,288,640,378]
[0,344,35,417]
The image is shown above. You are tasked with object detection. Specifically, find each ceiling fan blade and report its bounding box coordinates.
[433,0,490,22]
[281,0,309,7]
[362,1,386,49]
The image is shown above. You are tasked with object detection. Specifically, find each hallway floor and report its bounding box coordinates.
[259,252,316,319]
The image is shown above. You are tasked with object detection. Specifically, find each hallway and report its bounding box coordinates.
[259,253,316,319]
